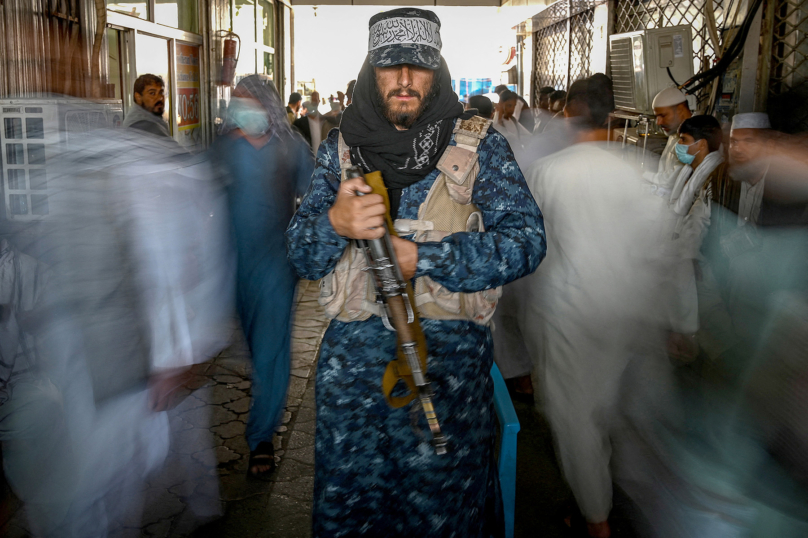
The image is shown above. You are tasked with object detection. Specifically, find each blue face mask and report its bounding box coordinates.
[675,141,697,165]
[229,97,270,137]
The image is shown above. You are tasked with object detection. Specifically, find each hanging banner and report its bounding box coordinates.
[176,43,200,131]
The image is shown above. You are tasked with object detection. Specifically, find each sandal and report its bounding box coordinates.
[247,441,277,480]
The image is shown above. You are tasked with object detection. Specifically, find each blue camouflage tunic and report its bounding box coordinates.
[286,127,546,538]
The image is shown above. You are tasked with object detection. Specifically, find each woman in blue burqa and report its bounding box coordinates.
[215,75,314,478]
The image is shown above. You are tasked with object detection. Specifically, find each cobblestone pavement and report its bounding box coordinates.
[188,279,327,538]
[0,280,327,538]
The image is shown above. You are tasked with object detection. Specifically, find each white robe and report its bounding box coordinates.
[643,135,684,198]
[492,112,531,151]
[663,152,724,334]
[519,143,668,522]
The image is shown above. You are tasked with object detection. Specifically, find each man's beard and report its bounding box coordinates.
[730,159,768,184]
[374,79,439,129]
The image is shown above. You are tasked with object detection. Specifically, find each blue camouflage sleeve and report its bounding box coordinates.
[285,130,350,280]
[414,129,547,292]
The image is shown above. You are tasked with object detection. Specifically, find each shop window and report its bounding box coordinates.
[9,195,28,216]
[234,0,256,42]
[4,118,22,139]
[26,118,44,139]
[262,52,274,80]
[31,194,49,216]
[6,143,24,165]
[107,0,148,20]
[258,0,274,47]
[232,0,276,83]
[29,169,47,190]
[234,0,257,79]
[6,169,25,190]
[107,28,124,101]
[155,0,199,34]
[28,144,46,165]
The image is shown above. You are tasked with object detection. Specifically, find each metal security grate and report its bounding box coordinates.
[570,10,596,83]
[534,22,570,94]
[768,0,808,131]
[614,0,727,96]
[533,0,602,100]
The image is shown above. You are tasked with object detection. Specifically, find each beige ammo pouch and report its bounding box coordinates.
[318,115,502,326]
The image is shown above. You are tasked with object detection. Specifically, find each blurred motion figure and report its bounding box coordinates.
[216,76,314,478]
[519,73,662,538]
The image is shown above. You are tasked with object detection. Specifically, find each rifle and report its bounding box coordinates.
[346,165,449,456]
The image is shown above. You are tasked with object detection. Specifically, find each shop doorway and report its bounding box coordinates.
[106,10,205,149]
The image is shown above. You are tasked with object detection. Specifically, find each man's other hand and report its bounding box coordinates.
[148,367,193,412]
[391,236,417,281]
[328,178,386,240]
[667,332,698,364]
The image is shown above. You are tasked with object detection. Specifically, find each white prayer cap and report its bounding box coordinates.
[731,112,771,130]
[652,87,687,108]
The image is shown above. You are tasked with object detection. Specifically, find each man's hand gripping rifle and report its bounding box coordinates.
[346,165,449,456]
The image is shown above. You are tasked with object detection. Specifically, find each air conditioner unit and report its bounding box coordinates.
[0,98,122,221]
[609,26,694,114]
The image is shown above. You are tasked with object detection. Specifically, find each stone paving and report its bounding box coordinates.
[188,278,327,538]
[0,279,328,538]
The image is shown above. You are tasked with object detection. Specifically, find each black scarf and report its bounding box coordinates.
[340,56,465,217]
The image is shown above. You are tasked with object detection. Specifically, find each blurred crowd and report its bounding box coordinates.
[1,29,807,538]
[480,75,808,538]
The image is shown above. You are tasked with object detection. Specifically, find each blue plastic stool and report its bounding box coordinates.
[491,363,520,538]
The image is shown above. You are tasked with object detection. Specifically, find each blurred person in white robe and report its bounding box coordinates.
[495,81,593,396]
[495,84,534,132]
[663,115,727,361]
[493,90,531,151]
[8,104,234,537]
[513,82,591,171]
[519,74,667,538]
[533,86,556,134]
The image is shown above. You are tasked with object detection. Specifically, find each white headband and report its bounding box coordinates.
[368,17,442,52]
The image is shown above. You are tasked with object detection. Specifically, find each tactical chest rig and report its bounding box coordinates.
[319,115,502,326]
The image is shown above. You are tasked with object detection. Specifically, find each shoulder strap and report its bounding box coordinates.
[453,116,492,151]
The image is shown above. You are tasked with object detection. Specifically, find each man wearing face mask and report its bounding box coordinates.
[669,115,725,239]
[292,100,324,152]
[663,115,726,362]
[215,76,314,479]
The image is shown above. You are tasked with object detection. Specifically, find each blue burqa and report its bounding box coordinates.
[216,76,314,451]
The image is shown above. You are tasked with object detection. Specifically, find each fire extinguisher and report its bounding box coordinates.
[219,31,240,87]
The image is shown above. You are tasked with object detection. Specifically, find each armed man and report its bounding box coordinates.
[286,8,546,537]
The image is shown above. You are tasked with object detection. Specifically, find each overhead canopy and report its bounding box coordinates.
[292,0,501,6]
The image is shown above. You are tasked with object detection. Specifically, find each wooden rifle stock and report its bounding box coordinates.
[346,166,448,455]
